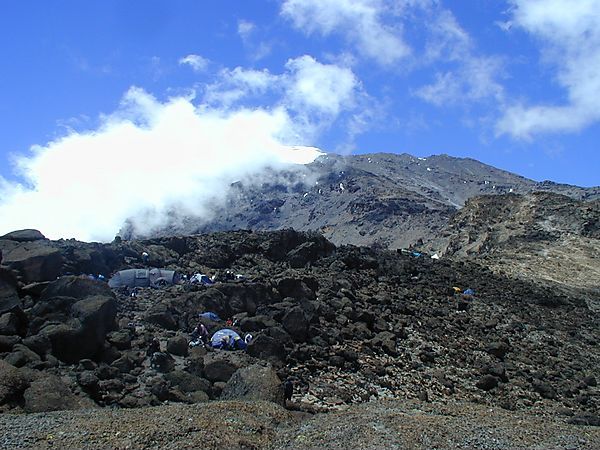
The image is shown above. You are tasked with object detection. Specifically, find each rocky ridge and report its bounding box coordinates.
[137,153,600,251]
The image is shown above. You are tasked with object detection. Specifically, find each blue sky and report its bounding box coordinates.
[0,1,599,240]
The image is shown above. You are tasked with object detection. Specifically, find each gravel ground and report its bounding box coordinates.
[1,400,598,450]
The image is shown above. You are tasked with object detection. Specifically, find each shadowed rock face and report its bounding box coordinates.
[0,227,596,419]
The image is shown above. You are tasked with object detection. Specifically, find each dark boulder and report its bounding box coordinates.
[1,229,46,242]
[221,364,284,405]
[0,269,20,316]
[0,312,20,336]
[0,360,30,406]
[0,335,20,352]
[532,380,557,399]
[41,295,117,363]
[276,277,316,300]
[247,334,286,362]
[106,330,132,350]
[476,374,499,391]
[282,306,309,342]
[164,370,211,394]
[5,343,41,368]
[23,375,95,413]
[166,334,189,357]
[22,333,51,357]
[240,315,278,332]
[77,371,100,396]
[2,241,63,283]
[111,354,135,373]
[150,352,175,373]
[485,341,510,360]
[371,331,397,356]
[145,304,178,330]
[41,276,114,301]
[203,352,252,383]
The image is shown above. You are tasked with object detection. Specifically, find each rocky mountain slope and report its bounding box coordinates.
[1,230,598,419]
[426,191,600,310]
[141,153,599,250]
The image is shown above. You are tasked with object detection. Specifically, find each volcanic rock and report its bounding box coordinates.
[221,364,284,405]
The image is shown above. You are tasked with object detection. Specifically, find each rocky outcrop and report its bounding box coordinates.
[221,364,284,405]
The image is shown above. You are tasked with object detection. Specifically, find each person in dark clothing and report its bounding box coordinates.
[146,337,160,357]
[284,380,294,403]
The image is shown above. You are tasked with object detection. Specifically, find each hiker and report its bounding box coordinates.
[191,322,209,345]
[226,318,233,327]
[142,251,149,264]
[284,380,294,403]
[147,337,160,357]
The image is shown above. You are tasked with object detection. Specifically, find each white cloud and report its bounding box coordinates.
[203,56,362,121]
[0,88,323,242]
[281,0,411,66]
[237,20,256,40]
[284,55,359,117]
[496,0,600,138]
[0,55,365,241]
[415,9,505,106]
[179,54,210,72]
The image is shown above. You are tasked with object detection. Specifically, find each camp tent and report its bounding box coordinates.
[210,329,246,350]
[190,273,215,285]
[108,268,180,289]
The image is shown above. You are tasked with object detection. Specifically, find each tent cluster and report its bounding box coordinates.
[189,312,253,351]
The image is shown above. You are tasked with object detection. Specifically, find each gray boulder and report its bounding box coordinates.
[282,306,309,342]
[0,360,30,406]
[2,241,63,283]
[167,334,189,357]
[165,370,211,394]
[23,375,95,413]
[41,295,117,363]
[41,276,113,301]
[1,229,46,242]
[0,312,20,336]
[203,352,253,382]
[221,364,284,405]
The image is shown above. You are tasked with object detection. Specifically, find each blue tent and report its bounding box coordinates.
[210,329,246,350]
[200,312,221,322]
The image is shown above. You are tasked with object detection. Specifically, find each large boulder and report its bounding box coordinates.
[41,295,117,363]
[0,360,30,407]
[145,304,178,330]
[246,334,285,361]
[167,334,189,357]
[282,306,309,342]
[1,241,63,283]
[165,370,211,394]
[0,269,21,315]
[1,229,46,242]
[40,276,113,301]
[23,375,95,413]
[221,364,284,405]
[203,352,253,383]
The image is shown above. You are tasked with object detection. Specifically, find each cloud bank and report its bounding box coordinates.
[497,0,600,138]
[0,55,363,242]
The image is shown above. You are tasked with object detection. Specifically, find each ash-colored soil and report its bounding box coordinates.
[1,399,598,450]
